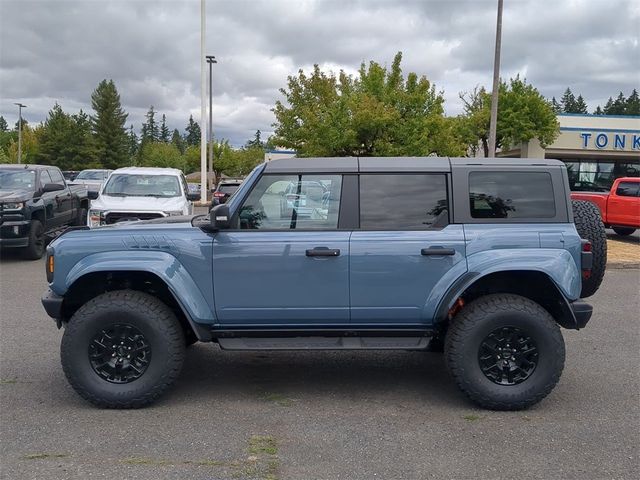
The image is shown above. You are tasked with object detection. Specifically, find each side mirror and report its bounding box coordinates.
[87,190,100,200]
[210,204,230,230]
[186,192,200,202]
[42,183,65,193]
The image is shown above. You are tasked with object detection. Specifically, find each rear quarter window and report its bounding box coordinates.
[469,171,555,219]
[615,182,639,197]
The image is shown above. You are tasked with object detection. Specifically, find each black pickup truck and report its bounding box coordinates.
[0,164,89,259]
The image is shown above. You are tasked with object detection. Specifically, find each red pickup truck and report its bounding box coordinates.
[571,177,640,236]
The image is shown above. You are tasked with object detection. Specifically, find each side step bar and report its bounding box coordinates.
[213,328,434,351]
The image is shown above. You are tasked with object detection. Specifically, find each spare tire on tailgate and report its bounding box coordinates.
[572,200,607,298]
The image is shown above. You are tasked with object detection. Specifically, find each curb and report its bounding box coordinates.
[607,262,640,270]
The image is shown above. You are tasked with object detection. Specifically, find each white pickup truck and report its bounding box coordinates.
[87,167,199,227]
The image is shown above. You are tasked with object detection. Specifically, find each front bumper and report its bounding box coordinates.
[570,300,593,329]
[0,220,30,247]
[42,289,64,326]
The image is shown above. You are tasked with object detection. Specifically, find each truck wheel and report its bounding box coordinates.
[61,290,185,408]
[73,206,88,226]
[572,200,607,298]
[612,227,636,236]
[23,220,46,260]
[445,294,565,411]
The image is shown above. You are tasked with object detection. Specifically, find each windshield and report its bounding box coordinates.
[76,170,107,180]
[0,170,37,190]
[103,174,182,197]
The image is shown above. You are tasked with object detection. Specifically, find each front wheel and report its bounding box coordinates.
[445,294,565,410]
[23,220,46,260]
[612,227,636,236]
[61,290,185,408]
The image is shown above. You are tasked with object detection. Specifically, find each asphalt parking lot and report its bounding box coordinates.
[0,255,639,480]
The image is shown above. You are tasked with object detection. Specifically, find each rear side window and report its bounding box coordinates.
[616,182,639,197]
[469,171,555,219]
[359,174,448,229]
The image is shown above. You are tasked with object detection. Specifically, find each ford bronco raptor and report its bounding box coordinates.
[42,157,605,410]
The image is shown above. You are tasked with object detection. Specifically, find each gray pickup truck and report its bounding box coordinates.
[42,157,606,410]
[0,164,89,259]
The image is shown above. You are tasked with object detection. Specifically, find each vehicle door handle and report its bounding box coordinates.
[421,247,456,256]
[306,247,341,257]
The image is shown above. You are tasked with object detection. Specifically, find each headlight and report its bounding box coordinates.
[164,210,183,216]
[89,210,104,227]
[2,202,24,210]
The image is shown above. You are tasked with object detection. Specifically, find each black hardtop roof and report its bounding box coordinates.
[263,156,565,173]
[0,164,54,170]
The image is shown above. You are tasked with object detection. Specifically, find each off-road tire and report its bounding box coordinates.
[445,294,565,411]
[612,227,636,236]
[23,219,46,260]
[61,290,185,408]
[74,206,88,226]
[572,200,607,298]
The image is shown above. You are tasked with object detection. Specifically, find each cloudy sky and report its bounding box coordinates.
[1,0,638,146]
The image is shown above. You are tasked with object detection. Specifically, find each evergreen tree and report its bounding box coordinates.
[159,114,170,142]
[90,79,129,169]
[560,88,577,113]
[603,97,615,114]
[185,115,201,146]
[142,106,159,142]
[625,89,640,115]
[128,124,138,160]
[574,95,588,114]
[37,103,96,170]
[14,118,28,131]
[0,116,7,132]
[245,129,264,149]
[593,106,604,115]
[551,97,561,114]
[171,128,185,154]
[612,91,627,114]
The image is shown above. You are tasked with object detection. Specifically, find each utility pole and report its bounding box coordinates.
[14,103,26,164]
[199,0,207,203]
[488,0,503,157]
[206,55,217,191]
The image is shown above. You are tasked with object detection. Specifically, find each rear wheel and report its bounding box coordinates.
[61,290,185,408]
[612,227,636,236]
[572,200,607,298]
[445,294,565,410]
[23,220,46,260]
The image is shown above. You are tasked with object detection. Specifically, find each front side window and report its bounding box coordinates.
[616,182,640,197]
[238,174,342,230]
[48,169,66,186]
[360,174,448,229]
[103,174,181,198]
[469,171,555,219]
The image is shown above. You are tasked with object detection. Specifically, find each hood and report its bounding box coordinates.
[91,194,186,212]
[69,180,102,188]
[0,189,33,203]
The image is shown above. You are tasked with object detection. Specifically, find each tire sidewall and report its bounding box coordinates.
[62,300,181,405]
[25,220,45,259]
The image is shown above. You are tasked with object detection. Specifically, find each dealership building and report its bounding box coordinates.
[501,113,640,191]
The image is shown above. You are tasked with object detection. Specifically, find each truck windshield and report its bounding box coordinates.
[0,170,37,190]
[102,174,181,197]
[76,170,107,180]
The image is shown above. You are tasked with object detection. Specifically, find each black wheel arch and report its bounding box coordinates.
[61,271,212,342]
[435,270,581,330]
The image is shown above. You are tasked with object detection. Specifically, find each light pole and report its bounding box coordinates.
[14,103,26,164]
[199,0,207,203]
[206,55,217,191]
[488,0,503,157]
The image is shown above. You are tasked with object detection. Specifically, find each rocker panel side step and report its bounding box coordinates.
[217,336,430,351]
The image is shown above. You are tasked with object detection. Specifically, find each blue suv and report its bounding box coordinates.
[42,157,605,410]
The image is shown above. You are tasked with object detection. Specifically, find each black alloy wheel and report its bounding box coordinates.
[478,326,538,385]
[89,324,151,384]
